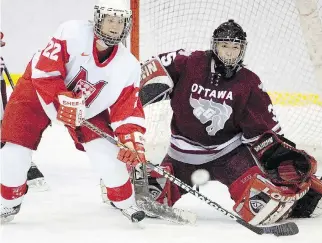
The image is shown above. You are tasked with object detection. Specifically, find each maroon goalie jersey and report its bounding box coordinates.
[157,50,281,164]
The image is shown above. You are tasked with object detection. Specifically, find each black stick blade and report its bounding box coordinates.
[262,222,299,236]
[237,220,299,236]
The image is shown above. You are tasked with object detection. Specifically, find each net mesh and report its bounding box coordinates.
[136,0,322,163]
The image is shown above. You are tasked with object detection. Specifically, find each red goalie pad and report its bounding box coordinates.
[147,164,174,206]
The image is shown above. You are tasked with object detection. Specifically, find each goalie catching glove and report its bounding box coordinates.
[250,130,317,187]
[117,132,146,166]
[229,131,319,225]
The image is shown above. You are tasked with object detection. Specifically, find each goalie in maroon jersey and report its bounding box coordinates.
[140,19,322,225]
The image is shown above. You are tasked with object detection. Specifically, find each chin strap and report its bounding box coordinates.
[210,57,242,84]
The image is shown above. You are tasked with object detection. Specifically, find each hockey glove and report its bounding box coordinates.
[57,91,85,128]
[0,32,5,47]
[117,132,146,166]
[251,131,317,186]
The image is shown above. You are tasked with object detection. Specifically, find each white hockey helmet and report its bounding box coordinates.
[94,0,132,46]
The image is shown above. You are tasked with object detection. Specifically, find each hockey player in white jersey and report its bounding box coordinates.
[0,32,6,120]
[1,0,147,223]
[0,32,49,191]
[0,31,8,125]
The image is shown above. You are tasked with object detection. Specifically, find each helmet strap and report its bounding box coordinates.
[211,55,241,81]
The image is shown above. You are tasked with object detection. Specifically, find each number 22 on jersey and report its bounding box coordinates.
[42,40,61,61]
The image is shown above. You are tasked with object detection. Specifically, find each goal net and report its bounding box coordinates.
[130,0,322,164]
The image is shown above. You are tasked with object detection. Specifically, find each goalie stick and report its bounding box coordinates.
[148,163,299,236]
[82,120,299,236]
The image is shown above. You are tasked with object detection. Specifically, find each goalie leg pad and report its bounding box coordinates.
[148,163,177,206]
[290,176,322,218]
[229,167,309,225]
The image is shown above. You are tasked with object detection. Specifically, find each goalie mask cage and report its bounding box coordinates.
[130,0,322,164]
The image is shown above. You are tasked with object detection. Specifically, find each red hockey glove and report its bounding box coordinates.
[0,32,5,47]
[57,91,85,128]
[251,131,317,187]
[117,132,146,166]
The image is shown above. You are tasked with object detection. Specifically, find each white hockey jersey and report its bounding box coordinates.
[0,57,6,121]
[29,20,144,134]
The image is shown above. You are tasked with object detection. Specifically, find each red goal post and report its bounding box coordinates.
[130,0,140,60]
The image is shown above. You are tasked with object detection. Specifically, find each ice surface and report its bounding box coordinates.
[1,124,322,243]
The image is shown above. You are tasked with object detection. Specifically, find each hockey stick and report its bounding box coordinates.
[148,163,298,236]
[82,120,196,224]
[82,120,299,236]
[1,57,15,90]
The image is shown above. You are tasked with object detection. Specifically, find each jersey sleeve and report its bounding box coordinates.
[31,23,70,104]
[240,76,282,144]
[157,49,189,86]
[109,64,145,136]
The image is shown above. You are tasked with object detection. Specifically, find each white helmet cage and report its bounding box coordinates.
[94,3,132,47]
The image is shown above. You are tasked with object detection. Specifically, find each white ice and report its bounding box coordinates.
[1,123,322,243]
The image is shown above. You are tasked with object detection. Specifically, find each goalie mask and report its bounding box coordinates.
[211,19,247,69]
[94,0,132,47]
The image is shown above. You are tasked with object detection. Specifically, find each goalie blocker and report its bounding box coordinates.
[147,131,322,225]
[139,57,182,206]
[140,57,174,106]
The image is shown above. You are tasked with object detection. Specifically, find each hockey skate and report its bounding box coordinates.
[27,162,49,191]
[1,204,21,223]
[100,179,111,204]
[99,180,145,222]
[121,205,146,223]
[100,173,196,224]
[132,164,197,224]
